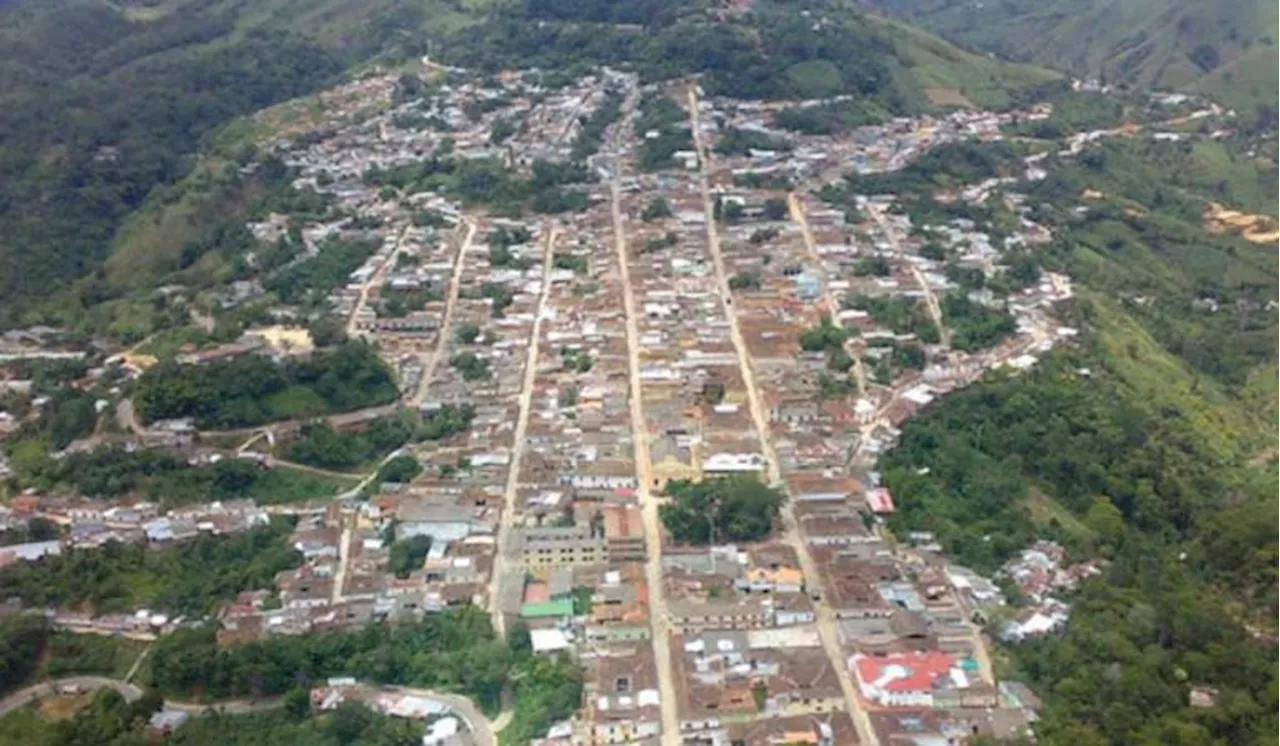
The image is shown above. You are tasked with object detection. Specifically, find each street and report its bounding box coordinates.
[489,226,558,638]
[608,87,683,746]
[688,87,883,746]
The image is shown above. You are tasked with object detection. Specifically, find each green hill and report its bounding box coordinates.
[0,0,489,328]
[862,0,1278,113]
[0,0,1058,330]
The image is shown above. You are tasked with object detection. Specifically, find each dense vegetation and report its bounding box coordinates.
[285,417,414,471]
[0,620,148,695]
[448,2,901,102]
[366,155,591,217]
[267,237,381,306]
[660,475,785,544]
[133,341,397,429]
[0,1,348,326]
[0,690,422,746]
[0,615,47,695]
[868,0,1279,116]
[879,101,1276,745]
[940,293,1017,351]
[0,519,301,616]
[146,606,582,732]
[13,447,347,507]
[845,294,941,343]
[387,536,433,578]
[846,140,1025,195]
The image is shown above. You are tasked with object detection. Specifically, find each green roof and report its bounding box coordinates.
[520,599,574,618]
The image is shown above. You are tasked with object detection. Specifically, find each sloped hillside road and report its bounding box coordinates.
[0,677,499,746]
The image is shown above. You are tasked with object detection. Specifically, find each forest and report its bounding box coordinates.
[133,341,398,429]
[0,688,427,746]
[0,519,301,616]
[0,2,347,326]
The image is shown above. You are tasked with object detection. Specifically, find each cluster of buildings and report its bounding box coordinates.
[0,494,270,562]
[996,541,1105,643]
[0,495,273,636]
[212,67,1080,742]
[0,61,1124,745]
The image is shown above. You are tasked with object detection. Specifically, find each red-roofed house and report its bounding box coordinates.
[866,487,895,514]
[852,651,965,707]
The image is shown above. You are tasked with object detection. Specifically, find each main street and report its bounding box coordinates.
[866,203,952,348]
[410,218,477,407]
[688,87,882,746]
[608,87,683,746]
[788,191,869,397]
[347,225,412,339]
[489,225,557,638]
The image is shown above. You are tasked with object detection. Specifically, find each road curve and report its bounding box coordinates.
[0,676,142,718]
[0,677,499,746]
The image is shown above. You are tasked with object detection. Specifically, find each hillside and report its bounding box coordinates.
[0,0,489,328]
[0,0,1059,335]
[862,0,1279,114]
[876,114,1277,743]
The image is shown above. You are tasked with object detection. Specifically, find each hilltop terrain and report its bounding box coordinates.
[0,0,1057,330]
[863,0,1279,115]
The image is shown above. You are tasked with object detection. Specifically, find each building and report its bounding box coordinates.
[601,504,646,563]
[516,525,607,568]
[852,651,974,708]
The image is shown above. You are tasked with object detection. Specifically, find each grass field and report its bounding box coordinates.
[247,468,356,504]
[39,632,150,682]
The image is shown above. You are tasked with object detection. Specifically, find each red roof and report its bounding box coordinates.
[866,487,895,514]
[523,582,550,604]
[855,651,956,693]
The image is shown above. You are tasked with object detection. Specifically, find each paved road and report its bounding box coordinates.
[410,219,476,408]
[866,204,951,348]
[788,191,869,398]
[0,677,498,746]
[688,88,883,746]
[0,677,142,718]
[490,226,557,638]
[608,88,682,746]
[347,225,411,339]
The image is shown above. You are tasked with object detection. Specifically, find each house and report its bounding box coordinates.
[0,540,61,567]
[601,504,646,563]
[852,651,969,708]
[396,500,491,544]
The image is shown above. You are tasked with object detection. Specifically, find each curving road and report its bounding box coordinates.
[0,677,499,746]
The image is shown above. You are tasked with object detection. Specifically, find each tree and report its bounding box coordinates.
[799,315,850,352]
[762,197,789,222]
[450,351,490,380]
[660,475,785,544]
[283,686,311,719]
[641,197,673,221]
[378,455,422,484]
[307,317,348,348]
[330,701,374,744]
[388,535,433,578]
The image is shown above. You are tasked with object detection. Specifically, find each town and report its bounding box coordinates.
[6,59,1235,746]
